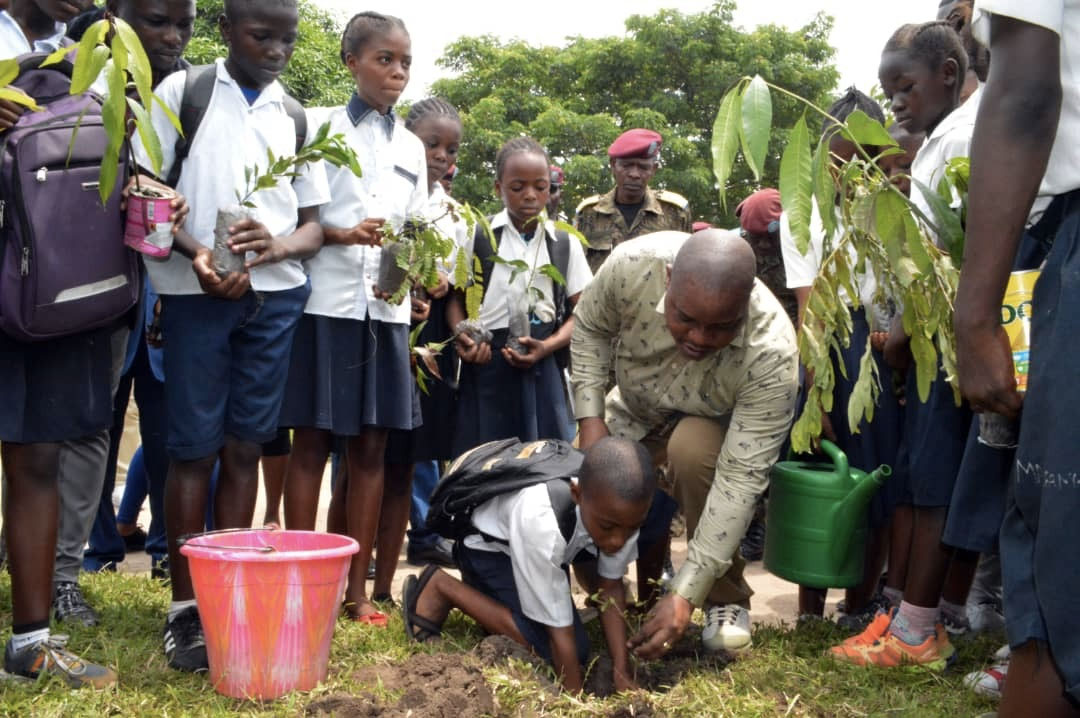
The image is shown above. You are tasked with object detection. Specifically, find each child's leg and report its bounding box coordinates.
[373,460,414,599]
[844,520,890,612]
[409,567,526,643]
[885,503,914,603]
[343,428,389,616]
[164,455,217,602]
[2,442,60,626]
[261,455,288,528]
[799,587,828,617]
[283,428,333,530]
[213,437,261,529]
[999,641,1080,718]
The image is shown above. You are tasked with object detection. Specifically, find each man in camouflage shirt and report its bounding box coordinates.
[574,129,692,273]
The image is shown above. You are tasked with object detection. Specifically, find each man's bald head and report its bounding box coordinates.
[670,229,757,300]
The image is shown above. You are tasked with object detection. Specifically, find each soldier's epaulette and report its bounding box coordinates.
[657,189,689,210]
[575,195,601,213]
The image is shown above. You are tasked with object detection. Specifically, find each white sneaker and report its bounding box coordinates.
[701,604,752,652]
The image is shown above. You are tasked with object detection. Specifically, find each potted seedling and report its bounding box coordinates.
[374,210,461,303]
[214,122,362,276]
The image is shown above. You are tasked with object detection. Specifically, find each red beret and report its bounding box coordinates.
[549,165,564,186]
[692,221,713,233]
[608,129,662,159]
[736,188,782,235]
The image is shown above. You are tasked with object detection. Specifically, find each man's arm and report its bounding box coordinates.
[955,15,1061,416]
[569,257,621,441]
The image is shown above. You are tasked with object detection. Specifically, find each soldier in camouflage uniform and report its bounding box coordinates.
[736,188,798,328]
[574,129,692,273]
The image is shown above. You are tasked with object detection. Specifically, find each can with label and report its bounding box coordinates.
[1001,269,1039,392]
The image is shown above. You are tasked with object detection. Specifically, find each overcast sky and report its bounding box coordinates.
[313,0,936,101]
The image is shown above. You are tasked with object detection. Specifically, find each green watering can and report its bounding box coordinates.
[763,440,891,589]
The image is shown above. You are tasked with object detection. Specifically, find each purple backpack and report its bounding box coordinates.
[0,53,139,342]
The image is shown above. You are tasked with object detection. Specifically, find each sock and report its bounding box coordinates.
[882,586,903,608]
[939,599,966,624]
[890,601,938,645]
[168,600,197,621]
[9,627,50,652]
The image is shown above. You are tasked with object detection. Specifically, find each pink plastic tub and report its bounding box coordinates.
[180,529,358,699]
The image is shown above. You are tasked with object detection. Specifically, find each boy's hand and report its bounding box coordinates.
[410,293,431,323]
[628,593,693,660]
[455,332,491,364]
[0,97,25,131]
[613,668,639,693]
[193,248,249,299]
[884,316,912,372]
[427,271,450,299]
[957,322,1024,417]
[501,336,549,369]
[331,217,385,246]
[227,218,285,269]
[120,176,191,231]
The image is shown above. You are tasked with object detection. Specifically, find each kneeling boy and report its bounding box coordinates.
[402,437,656,692]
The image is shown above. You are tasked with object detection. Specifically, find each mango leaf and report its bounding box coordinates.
[913,177,965,265]
[115,18,154,111]
[779,114,813,255]
[127,98,162,177]
[38,43,76,69]
[538,263,567,287]
[842,110,895,149]
[414,345,443,382]
[96,60,127,204]
[70,45,110,95]
[910,330,938,402]
[0,58,18,86]
[739,75,772,181]
[151,92,182,133]
[711,87,742,207]
[466,255,484,320]
[811,138,836,241]
[874,190,906,273]
[847,337,880,432]
[553,218,589,247]
[900,202,933,274]
[0,85,39,111]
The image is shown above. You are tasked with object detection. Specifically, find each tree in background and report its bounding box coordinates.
[186,0,351,107]
[433,0,839,223]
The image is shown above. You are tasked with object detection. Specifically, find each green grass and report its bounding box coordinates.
[0,572,1000,717]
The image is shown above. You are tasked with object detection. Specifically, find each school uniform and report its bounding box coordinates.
[780,204,903,525]
[893,90,983,509]
[452,211,592,456]
[134,59,329,460]
[278,96,425,439]
[971,0,1080,701]
[459,480,638,664]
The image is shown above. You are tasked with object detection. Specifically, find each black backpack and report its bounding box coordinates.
[164,64,308,188]
[472,222,573,368]
[426,438,583,543]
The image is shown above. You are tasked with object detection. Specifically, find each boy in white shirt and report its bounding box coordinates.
[133,0,330,673]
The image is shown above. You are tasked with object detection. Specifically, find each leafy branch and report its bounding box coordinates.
[713,75,967,452]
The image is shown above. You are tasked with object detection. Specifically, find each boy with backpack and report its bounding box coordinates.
[132,0,329,672]
[403,437,657,693]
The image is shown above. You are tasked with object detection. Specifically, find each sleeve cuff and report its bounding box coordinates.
[669,561,715,608]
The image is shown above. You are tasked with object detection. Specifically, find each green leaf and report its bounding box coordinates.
[913,177,964,265]
[553,218,589,247]
[842,110,895,149]
[711,87,742,207]
[152,92,182,134]
[127,98,162,176]
[97,60,128,204]
[779,114,813,255]
[0,85,39,111]
[847,336,880,432]
[874,189,906,274]
[739,75,772,180]
[115,17,154,113]
[910,330,938,402]
[70,45,110,95]
[538,263,567,287]
[38,43,76,68]
[0,58,18,86]
[901,202,933,275]
[811,138,836,241]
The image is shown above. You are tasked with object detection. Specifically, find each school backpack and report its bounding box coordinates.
[472,222,573,367]
[426,438,584,543]
[0,52,140,342]
[164,64,308,188]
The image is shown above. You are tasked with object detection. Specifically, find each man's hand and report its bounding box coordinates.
[628,593,693,660]
[956,320,1024,417]
[193,248,249,299]
[501,336,550,369]
[0,97,26,131]
[455,332,492,364]
[577,416,610,450]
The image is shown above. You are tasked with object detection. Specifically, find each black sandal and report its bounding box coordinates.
[402,564,443,642]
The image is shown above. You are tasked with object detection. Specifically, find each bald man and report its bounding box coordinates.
[571,229,799,658]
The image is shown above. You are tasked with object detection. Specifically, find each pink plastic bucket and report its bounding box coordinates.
[180,529,358,699]
[124,189,175,258]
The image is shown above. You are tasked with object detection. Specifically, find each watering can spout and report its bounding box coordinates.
[828,464,892,567]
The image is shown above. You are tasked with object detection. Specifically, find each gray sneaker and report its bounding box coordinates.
[53,582,99,627]
[2,635,117,688]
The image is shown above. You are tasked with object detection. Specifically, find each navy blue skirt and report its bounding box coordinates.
[452,322,572,457]
[279,314,419,435]
[0,324,114,443]
[410,296,458,462]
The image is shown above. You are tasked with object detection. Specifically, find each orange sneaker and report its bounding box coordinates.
[837,608,894,648]
[831,625,956,671]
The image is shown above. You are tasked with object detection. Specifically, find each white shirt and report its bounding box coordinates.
[464,480,639,628]
[780,203,878,310]
[424,183,470,275]
[910,85,982,240]
[468,209,592,329]
[302,98,428,323]
[0,11,65,57]
[133,60,330,295]
[973,0,1080,219]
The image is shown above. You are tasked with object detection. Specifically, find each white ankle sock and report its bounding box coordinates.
[168,600,197,621]
[882,586,903,608]
[10,628,49,652]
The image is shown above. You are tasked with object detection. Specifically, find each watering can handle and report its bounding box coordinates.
[817,439,850,482]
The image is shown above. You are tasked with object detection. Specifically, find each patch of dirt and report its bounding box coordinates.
[306,652,495,718]
[606,697,656,718]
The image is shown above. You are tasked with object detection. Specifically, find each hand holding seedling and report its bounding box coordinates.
[428,271,450,299]
[455,332,492,364]
[121,175,189,233]
[328,217,385,246]
[501,336,549,369]
[628,593,693,660]
[193,248,249,299]
[0,97,25,130]
[410,293,431,323]
[226,217,284,269]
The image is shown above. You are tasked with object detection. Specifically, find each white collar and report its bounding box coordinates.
[213,58,284,108]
